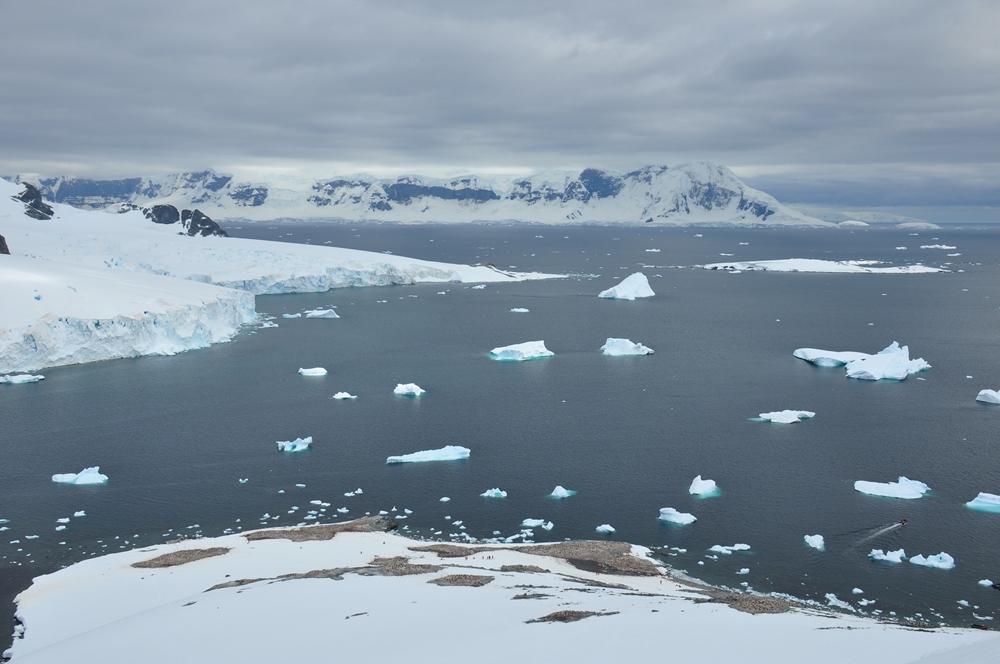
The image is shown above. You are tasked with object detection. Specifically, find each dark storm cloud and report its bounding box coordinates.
[2,0,998,207]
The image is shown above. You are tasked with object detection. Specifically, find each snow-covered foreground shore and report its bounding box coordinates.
[6,519,994,664]
[1,179,556,372]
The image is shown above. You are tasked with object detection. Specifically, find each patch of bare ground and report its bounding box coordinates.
[408,544,475,558]
[206,578,267,592]
[697,591,793,615]
[245,515,396,542]
[512,592,551,600]
[526,610,619,624]
[429,574,495,587]
[516,541,661,577]
[500,564,549,573]
[131,547,230,569]
[368,556,441,576]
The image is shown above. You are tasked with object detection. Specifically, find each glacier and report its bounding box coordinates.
[658,508,696,525]
[689,476,719,497]
[855,477,930,499]
[489,341,553,361]
[794,342,930,381]
[276,437,313,452]
[598,273,655,300]
[756,410,815,424]
[393,383,425,396]
[52,467,108,485]
[600,338,654,356]
[966,492,1000,512]
[385,446,470,464]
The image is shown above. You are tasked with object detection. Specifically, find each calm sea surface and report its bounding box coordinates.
[2,224,999,637]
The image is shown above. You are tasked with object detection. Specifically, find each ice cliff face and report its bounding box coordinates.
[15,163,829,226]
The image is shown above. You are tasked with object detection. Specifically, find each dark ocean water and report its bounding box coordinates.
[2,224,999,639]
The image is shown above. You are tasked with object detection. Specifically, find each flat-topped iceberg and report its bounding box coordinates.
[756,410,815,424]
[658,507,696,525]
[910,552,955,570]
[52,467,108,485]
[966,492,1000,512]
[595,524,616,534]
[705,258,945,274]
[304,309,339,319]
[276,437,312,452]
[0,374,45,384]
[976,389,1000,404]
[870,548,906,563]
[490,341,554,361]
[521,518,554,530]
[393,383,425,396]
[794,342,929,380]
[598,273,655,300]
[480,488,507,498]
[332,392,357,400]
[804,535,825,551]
[298,367,327,376]
[510,308,529,313]
[709,543,750,555]
[689,475,719,496]
[855,476,930,499]
[549,485,576,499]
[386,445,470,464]
[600,338,654,356]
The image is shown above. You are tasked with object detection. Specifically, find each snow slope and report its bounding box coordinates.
[16,163,832,227]
[5,524,990,664]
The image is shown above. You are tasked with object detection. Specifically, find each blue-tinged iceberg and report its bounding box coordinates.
[600,338,654,356]
[794,342,930,380]
[870,549,906,563]
[804,535,825,551]
[52,467,108,485]
[490,341,553,361]
[386,446,470,464]
[689,475,719,496]
[658,507,696,525]
[966,492,1000,512]
[910,552,955,570]
[276,437,312,452]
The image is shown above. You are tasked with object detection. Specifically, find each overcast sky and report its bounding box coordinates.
[2,0,998,209]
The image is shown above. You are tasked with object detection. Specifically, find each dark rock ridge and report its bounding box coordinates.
[12,183,54,220]
[0,234,9,255]
[119,203,228,237]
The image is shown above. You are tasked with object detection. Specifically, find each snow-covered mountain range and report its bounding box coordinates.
[12,163,831,226]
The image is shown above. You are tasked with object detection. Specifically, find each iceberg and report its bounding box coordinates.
[658,507,696,525]
[979,579,994,587]
[480,488,507,498]
[844,343,930,381]
[0,374,45,384]
[598,273,655,300]
[52,467,108,485]
[549,485,576,499]
[709,544,750,555]
[854,476,930,499]
[510,308,530,313]
[976,389,1000,404]
[804,535,825,551]
[793,348,870,367]
[705,259,945,274]
[281,313,302,319]
[276,437,312,452]
[756,410,815,424]
[393,383,425,396]
[965,492,1000,513]
[298,367,327,376]
[869,549,906,563]
[600,338,654,356]
[304,309,339,319]
[595,524,616,534]
[689,475,719,496]
[909,552,956,570]
[332,392,357,400]
[386,445,470,464]
[919,245,957,250]
[490,341,553,361]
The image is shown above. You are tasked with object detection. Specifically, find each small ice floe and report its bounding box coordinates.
[0,374,45,384]
[510,308,530,313]
[598,272,655,300]
[471,284,486,290]
[440,497,450,502]
[337,507,349,514]
[689,475,719,497]
[298,367,327,376]
[600,338,654,356]
[55,525,66,531]
[304,309,339,319]
[869,549,906,563]
[975,389,1000,404]
[238,478,248,484]
[393,383,425,396]
[56,518,70,524]
[736,568,750,575]
[276,437,312,452]
[979,579,994,587]
[480,488,507,498]
[709,543,750,555]
[521,518,554,530]
[658,508,696,525]
[754,410,815,424]
[705,259,944,274]
[804,534,825,551]
[549,485,576,499]
[52,467,108,485]
[386,446,470,464]
[490,341,553,361]
[854,476,929,499]
[73,511,86,517]
[919,245,957,250]
[332,392,357,400]
[966,492,1000,512]
[852,588,864,595]
[282,313,302,319]
[825,594,857,612]
[795,342,930,380]
[596,524,616,534]
[645,248,661,252]
[910,552,955,570]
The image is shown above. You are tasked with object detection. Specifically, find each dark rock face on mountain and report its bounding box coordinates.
[180,209,227,237]
[0,234,9,255]
[13,183,54,220]
[118,202,227,237]
[144,204,181,225]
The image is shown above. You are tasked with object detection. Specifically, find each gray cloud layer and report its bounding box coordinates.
[2,0,998,207]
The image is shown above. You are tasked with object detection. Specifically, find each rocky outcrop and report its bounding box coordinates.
[0,233,9,254]
[181,209,227,237]
[12,183,54,220]
[118,203,228,237]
